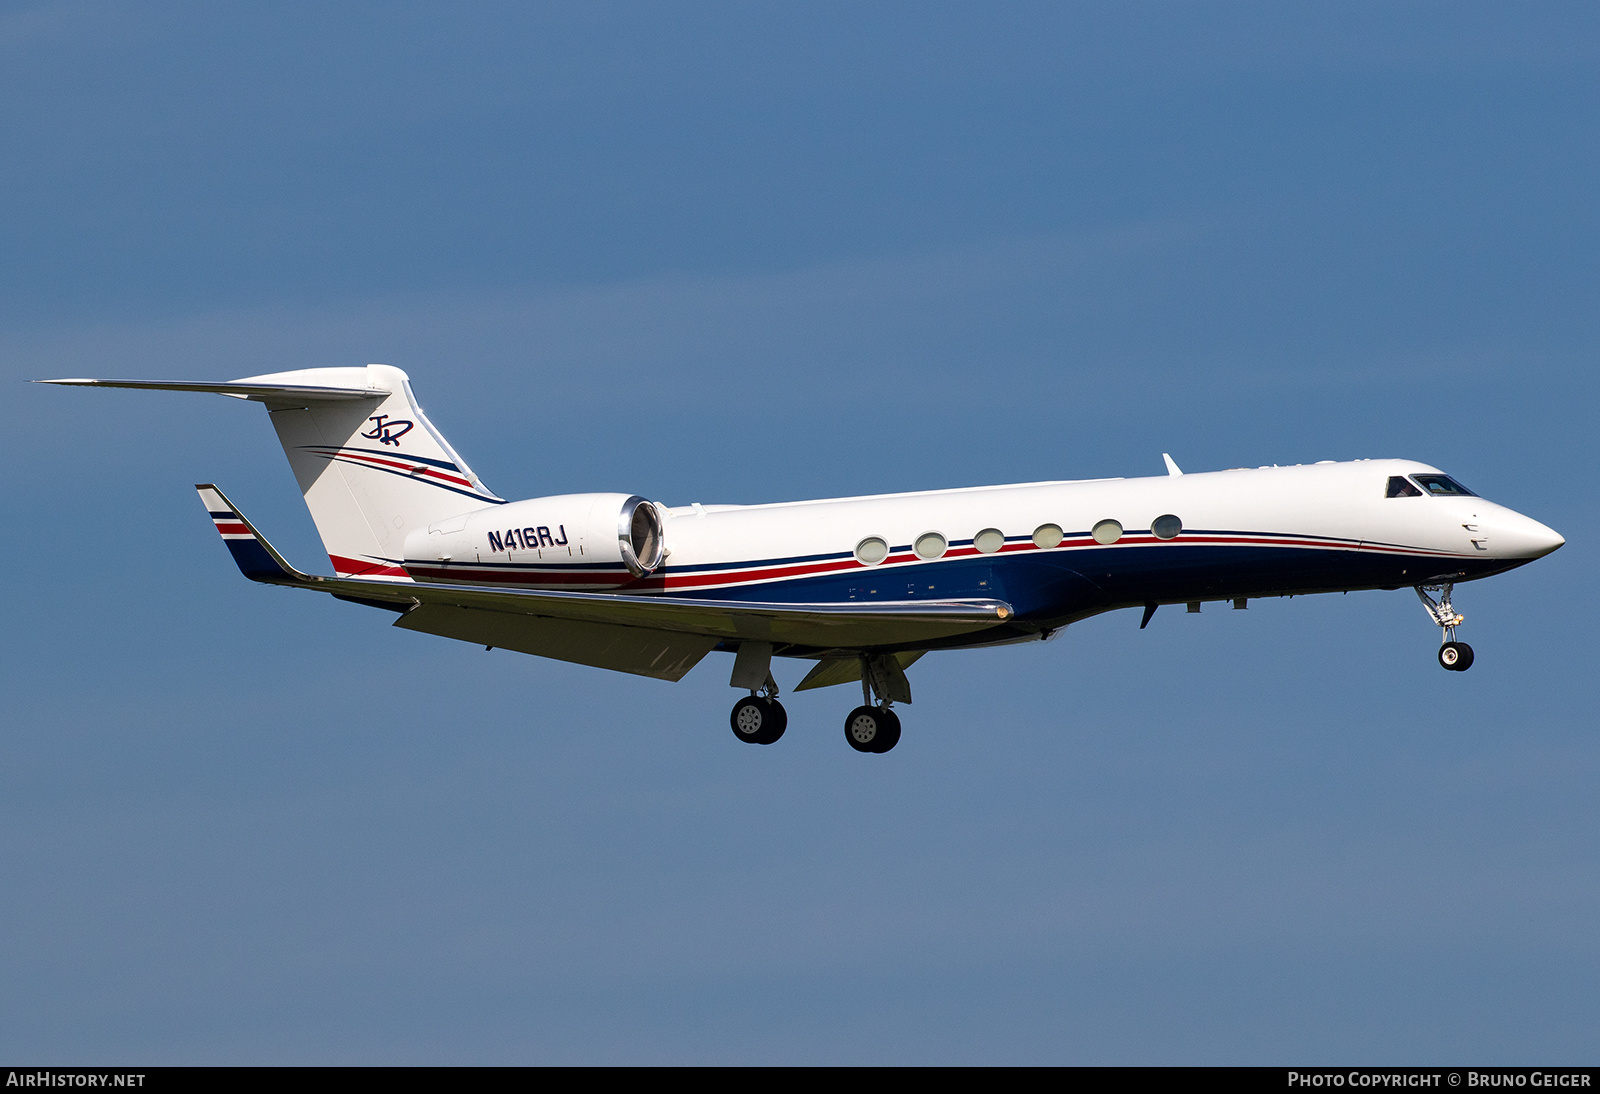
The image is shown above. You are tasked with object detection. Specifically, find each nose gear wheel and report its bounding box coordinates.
[1416,583,1474,671]
[1438,641,1474,672]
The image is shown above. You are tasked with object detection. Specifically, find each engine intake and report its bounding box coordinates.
[618,495,665,577]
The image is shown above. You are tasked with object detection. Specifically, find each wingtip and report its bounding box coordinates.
[193,484,311,583]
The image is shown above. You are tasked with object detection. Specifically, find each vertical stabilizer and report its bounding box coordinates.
[238,364,503,577]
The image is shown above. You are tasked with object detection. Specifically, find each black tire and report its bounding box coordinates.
[844,705,900,753]
[731,697,787,744]
[870,707,902,753]
[1438,641,1475,671]
[761,699,788,742]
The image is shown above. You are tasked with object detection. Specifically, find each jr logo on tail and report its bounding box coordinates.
[361,414,414,446]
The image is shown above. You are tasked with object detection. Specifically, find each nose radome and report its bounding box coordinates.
[1496,513,1565,559]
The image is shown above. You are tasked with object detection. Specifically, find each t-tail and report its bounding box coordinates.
[36,365,503,577]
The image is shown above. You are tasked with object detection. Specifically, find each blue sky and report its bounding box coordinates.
[2,1,1596,1063]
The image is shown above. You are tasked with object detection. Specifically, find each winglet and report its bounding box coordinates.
[195,484,316,584]
[1162,453,1183,476]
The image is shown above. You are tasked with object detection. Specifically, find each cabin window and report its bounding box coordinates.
[914,532,948,559]
[1411,474,1477,497]
[1032,523,1065,549]
[854,536,889,565]
[1091,519,1122,545]
[1386,476,1422,498]
[1151,514,1182,540]
[973,528,1005,554]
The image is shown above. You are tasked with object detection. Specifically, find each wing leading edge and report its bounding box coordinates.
[195,484,1016,680]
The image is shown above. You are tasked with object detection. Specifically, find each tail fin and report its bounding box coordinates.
[244,365,502,576]
[42,364,502,577]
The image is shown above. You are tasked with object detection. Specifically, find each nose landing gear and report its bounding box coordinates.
[1417,583,1474,671]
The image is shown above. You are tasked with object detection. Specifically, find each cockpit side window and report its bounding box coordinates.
[1386,476,1423,498]
[1411,474,1478,497]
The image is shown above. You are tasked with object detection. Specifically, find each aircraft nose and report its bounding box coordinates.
[1495,512,1565,559]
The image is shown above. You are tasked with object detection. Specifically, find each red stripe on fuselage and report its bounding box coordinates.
[403,563,631,587]
[650,556,863,591]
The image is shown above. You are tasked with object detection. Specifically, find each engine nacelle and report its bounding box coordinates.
[401,492,666,589]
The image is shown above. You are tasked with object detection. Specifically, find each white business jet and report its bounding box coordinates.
[40,365,1563,754]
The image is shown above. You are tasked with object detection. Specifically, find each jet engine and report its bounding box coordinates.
[401,492,666,588]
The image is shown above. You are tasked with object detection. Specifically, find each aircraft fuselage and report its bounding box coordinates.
[403,457,1563,655]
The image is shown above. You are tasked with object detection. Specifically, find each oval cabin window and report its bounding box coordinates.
[855,536,889,565]
[1151,514,1182,540]
[1092,519,1123,545]
[914,532,948,559]
[973,528,1005,554]
[1032,524,1065,549]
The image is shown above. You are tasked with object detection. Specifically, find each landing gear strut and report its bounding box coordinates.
[1416,583,1474,672]
[844,658,903,753]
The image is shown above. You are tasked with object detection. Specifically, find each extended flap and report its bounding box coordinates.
[394,603,717,682]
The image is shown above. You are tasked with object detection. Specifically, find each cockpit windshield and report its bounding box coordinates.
[1386,476,1422,498]
[1410,474,1477,497]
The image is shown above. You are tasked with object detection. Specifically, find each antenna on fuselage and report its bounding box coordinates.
[1162,453,1183,476]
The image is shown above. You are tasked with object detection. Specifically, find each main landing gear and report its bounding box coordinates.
[729,640,787,745]
[728,644,909,753]
[844,704,901,753]
[843,658,904,753]
[1416,583,1474,672]
[730,693,787,745]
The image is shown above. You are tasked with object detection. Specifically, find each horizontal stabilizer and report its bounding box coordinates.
[36,378,389,401]
[50,366,500,573]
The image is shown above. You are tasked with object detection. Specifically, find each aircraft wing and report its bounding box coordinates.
[196,485,1016,680]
